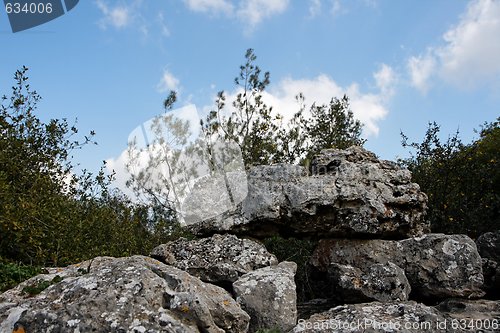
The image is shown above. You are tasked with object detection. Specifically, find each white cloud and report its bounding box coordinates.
[157,70,180,93]
[108,71,391,198]
[158,12,171,37]
[330,0,342,16]
[96,0,130,29]
[308,0,322,18]
[407,0,500,91]
[237,0,289,31]
[438,0,500,87]
[407,52,436,94]
[374,63,397,97]
[183,0,234,15]
[182,0,289,32]
[256,74,388,137]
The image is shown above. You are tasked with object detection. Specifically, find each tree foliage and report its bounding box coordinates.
[201,49,365,168]
[0,67,182,267]
[400,119,499,237]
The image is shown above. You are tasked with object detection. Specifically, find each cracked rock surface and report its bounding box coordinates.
[150,234,278,285]
[0,256,249,333]
[188,146,429,240]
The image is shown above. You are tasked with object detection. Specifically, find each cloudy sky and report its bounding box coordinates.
[1,0,499,189]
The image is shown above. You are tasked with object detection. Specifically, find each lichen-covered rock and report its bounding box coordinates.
[436,298,500,322]
[292,301,447,333]
[150,234,278,285]
[400,234,485,300]
[188,146,429,239]
[476,230,500,262]
[233,261,297,332]
[0,256,250,333]
[481,258,500,298]
[328,262,411,303]
[310,234,484,301]
[476,231,500,298]
[310,239,404,272]
[293,300,500,333]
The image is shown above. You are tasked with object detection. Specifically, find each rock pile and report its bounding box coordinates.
[1,146,499,332]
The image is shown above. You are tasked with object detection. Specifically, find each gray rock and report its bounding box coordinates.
[292,301,447,333]
[233,261,297,333]
[0,256,250,333]
[310,238,404,272]
[188,146,429,239]
[310,234,484,301]
[476,230,500,262]
[437,298,500,322]
[328,262,411,303]
[476,231,500,297]
[150,234,278,285]
[293,300,500,333]
[481,258,500,298]
[400,234,485,300]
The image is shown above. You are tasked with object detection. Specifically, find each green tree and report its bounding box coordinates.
[0,66,93,263]
[0,67,181,267]
[296,94,365,164]
[201,49,365,168]
[400,119,499,237]
[201,49,282,167]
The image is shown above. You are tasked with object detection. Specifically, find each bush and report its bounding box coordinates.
[0,260,45,292]
[400,119,499,237]
[0,67,182,267]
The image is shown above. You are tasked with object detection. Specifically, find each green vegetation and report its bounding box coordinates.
[200,48,364,168]
[0,260,46,292]
[22,275,63,296]
[1,51,497,300]
[0,67,184,288]
[400,119,499,237]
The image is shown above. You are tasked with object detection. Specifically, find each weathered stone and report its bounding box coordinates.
[188,146,429,239]
[0,256,249,333]
[293,300,500,333]
[476,230,500,263]
[328,262,410,303]
[310,234,484,301]
[436,298,500,323]
[400,234,485,300]
[292,301,447,333]
[233,261,297,333]
[481,258,500,298]
[150,234,278,286]
[310,238,404,272]
[476,231,500,298]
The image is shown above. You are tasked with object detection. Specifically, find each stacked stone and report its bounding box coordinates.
[1,146,499,333]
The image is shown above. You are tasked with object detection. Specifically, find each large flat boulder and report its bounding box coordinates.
[188,146,429,239]
[0,256,250,333]
[150,234,277,285]
[310,234,484,302]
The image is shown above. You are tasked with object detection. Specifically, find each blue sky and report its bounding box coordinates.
[2,0,499,190]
